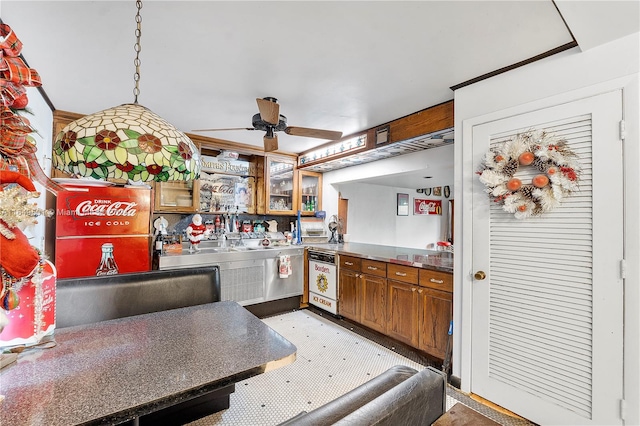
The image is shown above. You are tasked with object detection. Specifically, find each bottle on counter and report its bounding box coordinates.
[215,215,221,233]
[154,233,164,254]
[152,233,164,270]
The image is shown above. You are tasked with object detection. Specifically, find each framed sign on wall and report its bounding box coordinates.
[414,198,442,215]
[397,193,409,216]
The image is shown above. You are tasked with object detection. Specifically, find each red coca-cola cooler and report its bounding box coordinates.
[55,185,152,279]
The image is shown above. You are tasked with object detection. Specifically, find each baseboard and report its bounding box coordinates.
[449,375,461,388]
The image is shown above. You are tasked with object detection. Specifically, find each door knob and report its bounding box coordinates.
[474,271,486,280]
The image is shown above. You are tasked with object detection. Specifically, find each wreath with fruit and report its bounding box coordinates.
[477,130,580,219]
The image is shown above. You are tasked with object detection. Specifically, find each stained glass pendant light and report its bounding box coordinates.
[52,1,200,182]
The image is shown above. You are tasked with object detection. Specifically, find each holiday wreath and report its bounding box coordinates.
[477,130,580,219]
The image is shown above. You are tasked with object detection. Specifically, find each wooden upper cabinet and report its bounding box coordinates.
[261,155,297,215]
[154,180,199,213]
[298,170,322,216]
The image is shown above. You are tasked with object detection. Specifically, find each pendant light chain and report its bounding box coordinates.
[133,0,143,104]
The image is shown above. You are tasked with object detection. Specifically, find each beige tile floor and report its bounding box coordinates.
[187,309,535,426]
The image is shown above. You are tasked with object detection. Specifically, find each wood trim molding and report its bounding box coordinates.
[300,100,454,159]
[450,42,578,92]
[297,100,454,169]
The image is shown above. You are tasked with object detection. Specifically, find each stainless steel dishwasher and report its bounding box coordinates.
[264,247,304,302]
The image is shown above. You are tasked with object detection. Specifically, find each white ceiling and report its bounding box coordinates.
[2,1,638,187]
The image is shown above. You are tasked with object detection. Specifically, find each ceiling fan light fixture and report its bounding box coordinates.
[193,96,343,152]
[52,0,200,182]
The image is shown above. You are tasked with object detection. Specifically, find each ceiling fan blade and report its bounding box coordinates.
[191,127,255,132]
[256,97,280,125]
[284,126,342,140]
[263,133,278,152]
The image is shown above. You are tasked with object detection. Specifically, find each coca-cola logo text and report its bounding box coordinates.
[75,200,138,217]
[414,198,442,215]
[418,201,436,212]
[208,182,234,194]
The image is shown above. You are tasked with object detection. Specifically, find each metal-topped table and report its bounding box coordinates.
[0,301,297,425]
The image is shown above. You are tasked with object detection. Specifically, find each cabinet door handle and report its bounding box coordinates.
[418,289,423,294]
[345,261,354,266]
[395,272,407,277]
[367,266,378,271]
[411,287,416,292]
[430,278,444,284]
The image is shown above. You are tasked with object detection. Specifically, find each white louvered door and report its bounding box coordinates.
[470,90,624,425]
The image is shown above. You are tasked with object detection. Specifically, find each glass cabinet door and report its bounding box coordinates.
[154,180,199,212]
[299,171,322,215]
[266,157,295,214]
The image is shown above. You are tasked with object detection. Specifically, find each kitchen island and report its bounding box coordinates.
[0,301,296,426]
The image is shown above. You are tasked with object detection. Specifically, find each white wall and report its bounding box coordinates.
[332,182,450,249]
[322,144,454,249]
[454,33,639,424]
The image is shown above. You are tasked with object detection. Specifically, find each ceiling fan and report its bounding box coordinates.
[193,97,343,152]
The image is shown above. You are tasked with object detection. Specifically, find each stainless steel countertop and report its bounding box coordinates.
[307,242,453,273]
[0,301,296,426]
[158,241,452,273]
[159,244,304,270]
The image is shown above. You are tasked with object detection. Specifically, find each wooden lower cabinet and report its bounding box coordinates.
[417,287,453,359]
[386,280,419,347]
[337,254,452,361]
[360,274,387,334]
[338,268,360,321]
